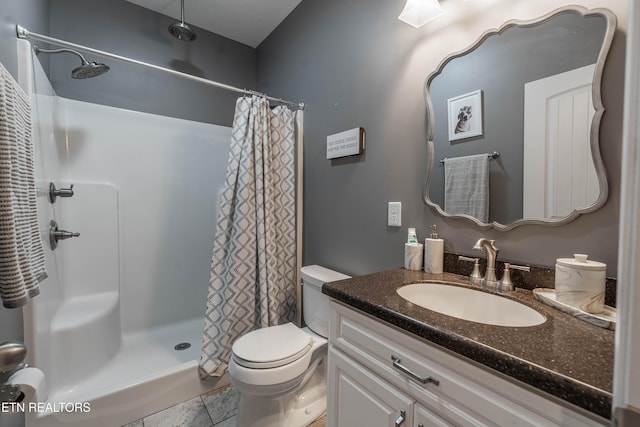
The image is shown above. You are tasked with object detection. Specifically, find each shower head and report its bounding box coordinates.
[169,0,197,41]
[169,21,197,41]
[34,46,110,79]
[71,61,110,79]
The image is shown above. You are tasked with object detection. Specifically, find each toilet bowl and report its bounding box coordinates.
[229,265,350,427]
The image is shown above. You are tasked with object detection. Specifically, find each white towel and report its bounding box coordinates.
[0,62,47,308]
[444,154,489,222]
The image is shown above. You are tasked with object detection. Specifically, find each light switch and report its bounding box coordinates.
[388,202,401,227]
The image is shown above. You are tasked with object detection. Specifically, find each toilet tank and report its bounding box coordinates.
[301,265,350,338]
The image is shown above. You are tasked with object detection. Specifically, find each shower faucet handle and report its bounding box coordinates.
[49,182,74,203]
[49,220,80,250]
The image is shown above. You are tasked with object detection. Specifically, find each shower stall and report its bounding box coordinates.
[16,36,235,426]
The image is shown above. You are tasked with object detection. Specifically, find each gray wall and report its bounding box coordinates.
[257,0,626,277]
[0,0,48,80]
[48,0,257,126]
[428,11,606,224]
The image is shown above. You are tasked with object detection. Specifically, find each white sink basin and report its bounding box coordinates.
[397,282,546,327]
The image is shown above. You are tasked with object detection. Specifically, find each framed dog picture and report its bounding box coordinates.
[447,89,483,141]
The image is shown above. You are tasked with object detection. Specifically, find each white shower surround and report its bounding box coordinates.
[17,39,231,426]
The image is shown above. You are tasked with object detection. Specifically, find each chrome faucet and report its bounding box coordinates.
[473,238,499,288]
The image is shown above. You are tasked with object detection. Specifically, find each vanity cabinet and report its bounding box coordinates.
[414,404,452,427]
[326,300,606,427]
[328,347,452,427]
[328,347,414,426]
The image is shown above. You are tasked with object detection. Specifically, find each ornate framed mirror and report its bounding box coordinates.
[423,6,616,231]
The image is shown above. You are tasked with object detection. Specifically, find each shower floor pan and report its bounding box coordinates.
[27,317,225,427]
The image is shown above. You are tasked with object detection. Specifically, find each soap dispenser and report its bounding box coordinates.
[424,225,444,274]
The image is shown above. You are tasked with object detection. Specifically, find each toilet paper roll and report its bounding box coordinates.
[7,367,47,404]
[404,243,424,271]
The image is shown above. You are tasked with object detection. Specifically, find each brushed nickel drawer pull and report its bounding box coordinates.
[395,409,406,426]
[391,355,440,386]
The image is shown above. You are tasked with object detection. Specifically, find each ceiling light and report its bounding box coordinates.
[398,0,444,28]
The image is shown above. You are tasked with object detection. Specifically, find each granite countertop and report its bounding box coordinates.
[322,268,614,420]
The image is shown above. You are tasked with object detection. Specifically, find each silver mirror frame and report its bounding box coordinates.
[423,5,616,231]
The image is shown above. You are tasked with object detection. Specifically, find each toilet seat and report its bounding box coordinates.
[229,326,326,389]
[232,323,313,369]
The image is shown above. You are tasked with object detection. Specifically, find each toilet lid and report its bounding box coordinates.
[232,323,313,369]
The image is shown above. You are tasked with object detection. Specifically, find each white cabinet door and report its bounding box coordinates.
[414,404,452,427]
[327,346,414,427]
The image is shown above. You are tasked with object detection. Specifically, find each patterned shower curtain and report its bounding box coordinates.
[199,96,297,378]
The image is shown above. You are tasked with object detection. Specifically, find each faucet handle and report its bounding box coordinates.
[508,263,531,272]
[458,256,482,285]
[498,263,531,293]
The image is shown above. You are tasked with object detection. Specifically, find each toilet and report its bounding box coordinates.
[229,265,350,427]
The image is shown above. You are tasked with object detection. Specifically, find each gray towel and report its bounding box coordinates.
[444,154,489,222]
[0,62,47,308]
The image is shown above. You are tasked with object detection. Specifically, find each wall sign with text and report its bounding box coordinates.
[326,127,365,159]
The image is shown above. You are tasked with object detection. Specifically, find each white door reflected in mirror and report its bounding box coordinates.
[523,64,599,218]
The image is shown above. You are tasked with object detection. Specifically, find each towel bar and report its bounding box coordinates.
[440,151,500,164]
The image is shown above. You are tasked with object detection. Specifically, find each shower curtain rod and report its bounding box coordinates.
[16,25,305,110]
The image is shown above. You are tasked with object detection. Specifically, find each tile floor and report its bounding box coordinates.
[122,386,326,427]
[122,386,239,427]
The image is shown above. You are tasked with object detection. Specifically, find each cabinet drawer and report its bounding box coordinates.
[329,300,605,427]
